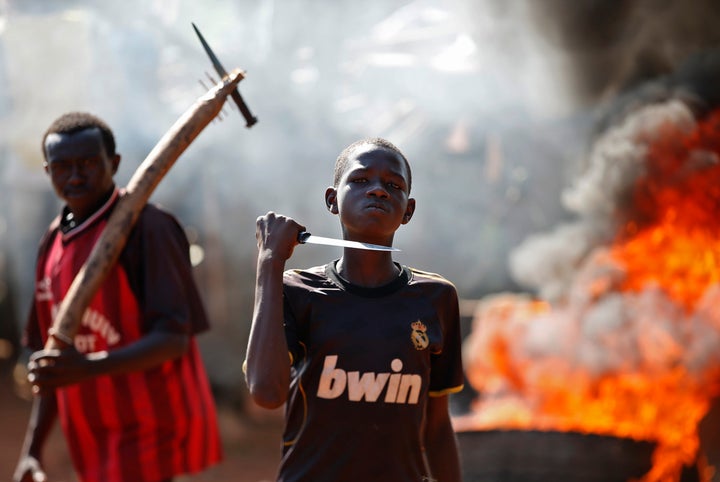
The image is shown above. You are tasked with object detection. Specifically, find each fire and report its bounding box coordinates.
[457,106,720,482]
[616,109,720,311]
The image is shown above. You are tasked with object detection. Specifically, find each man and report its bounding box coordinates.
[14,112,222,482]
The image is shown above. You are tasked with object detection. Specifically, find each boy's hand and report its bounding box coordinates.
[13,455,47,482]
[256,212,305,262]
[28,347,95,391]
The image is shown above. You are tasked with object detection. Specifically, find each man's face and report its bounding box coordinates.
[329,145,415,244]
[44,127,119,221]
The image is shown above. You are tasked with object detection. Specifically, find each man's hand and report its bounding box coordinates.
[14,454,47,482]
[28,347,99,392]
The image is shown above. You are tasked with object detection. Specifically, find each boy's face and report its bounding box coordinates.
[44,127,120,221]
[326,145,415,243]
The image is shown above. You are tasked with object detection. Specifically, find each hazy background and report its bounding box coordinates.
[2,0,720,407]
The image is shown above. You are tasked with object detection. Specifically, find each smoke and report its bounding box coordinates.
[525,0,720,108]
[0,0,584,316]
[509,100,696,302]
[508,42,720,303]
[3,0,720,394]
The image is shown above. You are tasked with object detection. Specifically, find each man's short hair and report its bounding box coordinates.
[42,112,116,159]
[333,137,412,193]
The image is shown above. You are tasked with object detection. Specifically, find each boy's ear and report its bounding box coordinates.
[401,198,416,225]
[111,154,121,175]
[325,186,339,214]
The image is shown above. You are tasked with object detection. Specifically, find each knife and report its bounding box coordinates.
[298,232,400,252]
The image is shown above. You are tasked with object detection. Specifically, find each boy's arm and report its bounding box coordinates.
[244,212,303,409]
[244,254,292,409]
[14,391,57,482]
[424,394,461,482]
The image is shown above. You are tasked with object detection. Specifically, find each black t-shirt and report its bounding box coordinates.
[279,260,464,482]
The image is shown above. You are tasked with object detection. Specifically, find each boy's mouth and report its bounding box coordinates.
[365,202,388,212]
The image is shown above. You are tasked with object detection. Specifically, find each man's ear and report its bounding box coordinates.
[325,186,339,214]
[111,154,121,175]
[401,198,416,225]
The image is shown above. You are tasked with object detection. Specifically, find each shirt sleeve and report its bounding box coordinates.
[121,205,209,335]
[428,283,465,396]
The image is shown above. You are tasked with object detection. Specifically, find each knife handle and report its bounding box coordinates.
[297,231,311,244]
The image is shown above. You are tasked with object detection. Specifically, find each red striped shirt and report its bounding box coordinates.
[25,190,222,482]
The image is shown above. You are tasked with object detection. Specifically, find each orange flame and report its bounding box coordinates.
[457,108,720,482]
[617,109,720,310]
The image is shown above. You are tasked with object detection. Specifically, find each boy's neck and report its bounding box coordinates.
[336,253,400,288]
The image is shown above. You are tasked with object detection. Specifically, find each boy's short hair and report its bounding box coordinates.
[42,111,117,159]
[333,137,412,193]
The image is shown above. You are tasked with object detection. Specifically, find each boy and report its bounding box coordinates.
[14,112,222,482]
[245,137,464,481]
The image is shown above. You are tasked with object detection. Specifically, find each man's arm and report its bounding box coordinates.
[29,205,201,390]
[244,212,303,409]
[424,394,461,482]
[28,330,188,389]
[14,391,58,482]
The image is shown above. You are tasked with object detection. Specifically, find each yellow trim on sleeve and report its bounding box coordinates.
[429,384,464,397]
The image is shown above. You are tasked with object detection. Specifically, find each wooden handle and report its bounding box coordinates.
[45,69,246,350]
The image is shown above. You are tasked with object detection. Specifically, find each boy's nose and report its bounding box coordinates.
[366,181,388,197]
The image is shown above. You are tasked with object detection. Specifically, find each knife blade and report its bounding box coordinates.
[298,232,400,252]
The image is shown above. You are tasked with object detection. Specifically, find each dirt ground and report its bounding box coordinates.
[0,367,285,482]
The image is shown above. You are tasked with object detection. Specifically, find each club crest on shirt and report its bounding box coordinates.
[410,320,429,350]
